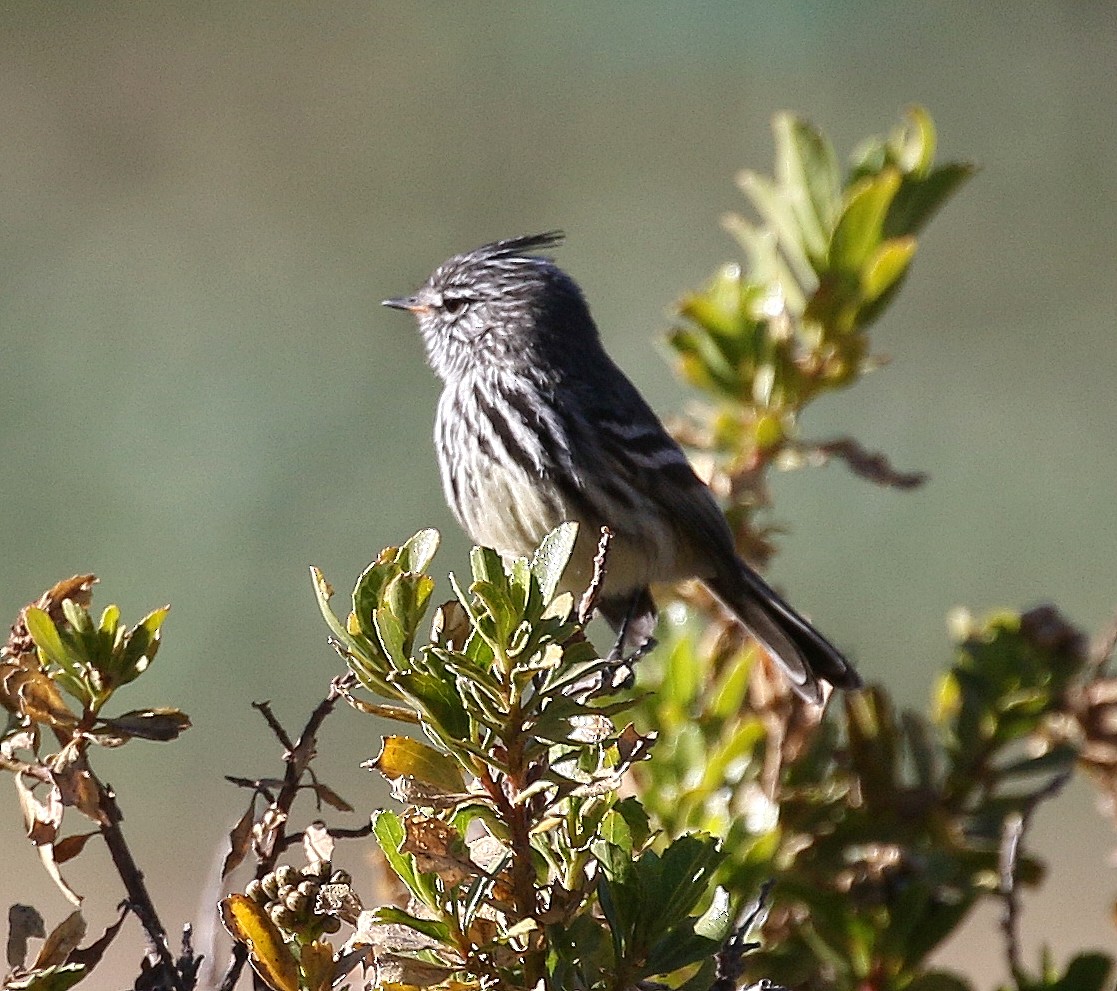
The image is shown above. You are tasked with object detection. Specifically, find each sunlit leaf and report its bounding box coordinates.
[32,911,85,970]
[530,523,578,603]
[399,528,440,575]
[829,169,901,278]
[2,963,87,991]
[220,893,298,991]
[369,737,466,794]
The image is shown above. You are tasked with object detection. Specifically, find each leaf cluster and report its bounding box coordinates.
[219,525,740,990]
[0,576,194,989]
[669,108,969,562]
[630,108,1114,991]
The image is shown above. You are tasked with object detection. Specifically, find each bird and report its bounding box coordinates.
[383,232,861,703]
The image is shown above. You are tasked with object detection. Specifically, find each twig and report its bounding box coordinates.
[251,700,295,751]
[799,436,928,489]
[711,880,774,991]
[997,770,1073,985]
[217,675,354,991]
[276,820,375,852]
[95,775,188,990]
[578,527,613,625]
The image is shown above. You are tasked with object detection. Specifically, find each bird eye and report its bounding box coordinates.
[442,294,467,317]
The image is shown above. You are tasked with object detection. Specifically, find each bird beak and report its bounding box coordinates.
[382,295,429,314]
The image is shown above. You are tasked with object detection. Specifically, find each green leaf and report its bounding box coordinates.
[24,607,80,671]
[373,605,408,664]
[391,668,470,741]
[653,834,725,930]
[646,927,720,977]
[693,886,733,942]
[470,545,506,587]
[775,111,839,260]
[383,571,435,655]
[113,606,169,686]
[353,554,401,642]
[737,169,816,287]
[1055,953,1114,991]
[531,523,579,602]
[398,527,440,574]
[885,162,975,238]
[370,906,453,947]
[861,237,916,303]
[3,964,88,991]
[904,971,974,991]
[371,810,439,910]
[829,169,901,277]
[995,743,1077,780]
[896,104,937,176]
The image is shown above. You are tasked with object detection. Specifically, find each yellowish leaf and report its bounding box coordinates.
[220,894,298,991]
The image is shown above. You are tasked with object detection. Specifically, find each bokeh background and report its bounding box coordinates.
[2,2,1115,984]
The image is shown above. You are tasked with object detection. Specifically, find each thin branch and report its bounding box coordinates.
[712,880,775,991]
[217,674,354,991]
[997,770,1073,985]
[95,775,188,990]
[251,700,295,751]
[276,820,375,852]
[796,436,928,489]
[578,526,613,625]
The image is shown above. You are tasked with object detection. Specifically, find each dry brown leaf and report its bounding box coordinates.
[400,813,474,887]
[430,600,471,650]
[32,909,85,969]
[308,782,353,813]
[6,904,45,969]
[52,832,98,866]
[15,775,62,846]
[7,670,79,730]
[5,575,97,661]
[67,903,127,973]
[222,797,257,879]
[51,766,107,827]
[316,883,362,926]
[252,804,287,860]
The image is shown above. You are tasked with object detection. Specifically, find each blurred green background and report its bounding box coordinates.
[2,1,1115,984]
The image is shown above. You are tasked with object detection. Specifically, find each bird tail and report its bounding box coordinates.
[707,559,862,704]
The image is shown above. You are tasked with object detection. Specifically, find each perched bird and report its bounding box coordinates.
[383,232,861,703]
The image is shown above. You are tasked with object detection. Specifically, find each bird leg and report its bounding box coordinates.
[603,588,658,665]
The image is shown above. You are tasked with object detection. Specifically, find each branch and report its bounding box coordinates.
[712,880,774,991]
[795,436,928,489]
[578,526,613,625]
[95,775,189,990]
[998,770,1073,985]
[216,674,354,991]
[276,820,375,853]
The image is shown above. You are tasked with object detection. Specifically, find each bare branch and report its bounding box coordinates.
[997,770,1073,985]
[251,700,295,751]
[795,436,928,489]
[217,674,355,991]
[578,526,613,625]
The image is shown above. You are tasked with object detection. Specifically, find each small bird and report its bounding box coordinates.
[383,232,861,703]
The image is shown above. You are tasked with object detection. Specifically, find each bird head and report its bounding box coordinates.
[383,232,594,381]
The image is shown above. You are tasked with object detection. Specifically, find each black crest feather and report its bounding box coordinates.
[472,231,565,263]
